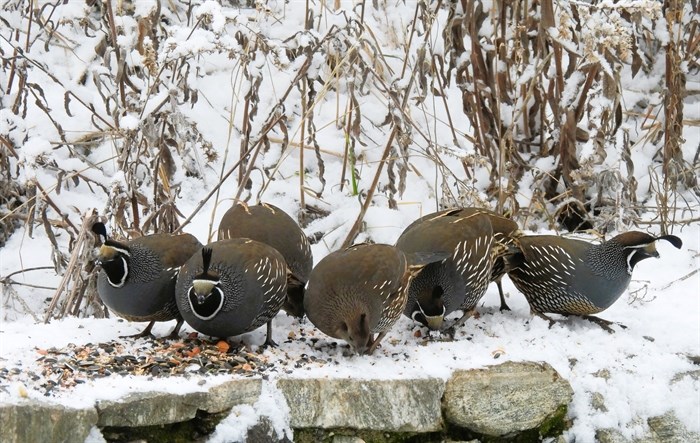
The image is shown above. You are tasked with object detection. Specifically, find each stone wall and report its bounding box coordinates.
[0,361,695,442]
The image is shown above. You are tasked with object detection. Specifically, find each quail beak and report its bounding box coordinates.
[195,292,207,304]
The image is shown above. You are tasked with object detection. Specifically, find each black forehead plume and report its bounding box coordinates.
[656,234,683,249]
[91,222,109,241]
[201,247,213,274]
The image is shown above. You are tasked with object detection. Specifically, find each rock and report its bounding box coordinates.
[96,391,205,427]
[277,378,444,432]
[246,416,293,443]
[96,379,262,427]
[647,411,700,442]
[591,392,608,412]
[332,436,366,443]
[671,369,700,383]
[0,401,97,443]
[443,361,573,437]
[595,412,700,443]
[595,428,632,443]
[202,378,262,413]
[100,409,230,442]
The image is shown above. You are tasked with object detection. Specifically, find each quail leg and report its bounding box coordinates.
[496,280,511,311]
[447,308,478,331]
[532,311,558,329]
[439,308,478,339]
[366,331,387,355]
[120,321,156,339]
[164,317,185,340]
[580,315,627,334]
[263,320,278,347]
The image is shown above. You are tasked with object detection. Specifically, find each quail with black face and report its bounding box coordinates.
[175,239,288,346]
[400,207,521,312]
[304,244,432,355]
[92,222,203,339]
[506,231,683,332]
[396,210,509,332]
[218,202,312,318]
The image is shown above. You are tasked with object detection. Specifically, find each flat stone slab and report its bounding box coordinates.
[200,378,262,413]
[96,390,206,427]
[97,378,262,427]
[0,401,97,443]
[277,377,444,432]
[443,361,573,437]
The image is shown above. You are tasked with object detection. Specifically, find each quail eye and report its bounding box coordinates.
[340,322,348,332]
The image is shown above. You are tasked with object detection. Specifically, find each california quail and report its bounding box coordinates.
[506,231,683,332]
[396,210,504,331]
[91,222,203,339]
[303,243,434,355]
[175,238,288,346]
[400,207,521,312]
[218,202,312,318]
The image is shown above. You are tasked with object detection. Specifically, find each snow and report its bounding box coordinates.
[1,0,699,441]
[208,382,293,443]
[18,137,52,162]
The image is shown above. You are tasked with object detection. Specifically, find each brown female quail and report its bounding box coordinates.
[303,243,435,355]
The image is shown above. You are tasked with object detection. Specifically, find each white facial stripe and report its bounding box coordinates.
[193,278,221,286]
[110,246,131,257]
[622,243,652,249]
[625,250,635,275]
[108,256,129,288]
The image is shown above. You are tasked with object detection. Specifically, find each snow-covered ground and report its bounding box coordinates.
[0,0,698,441]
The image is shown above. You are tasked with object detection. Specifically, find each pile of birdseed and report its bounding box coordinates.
[0,335,280,396]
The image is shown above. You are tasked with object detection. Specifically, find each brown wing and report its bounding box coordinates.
[131,233,203,268]
[218,202,312,282]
